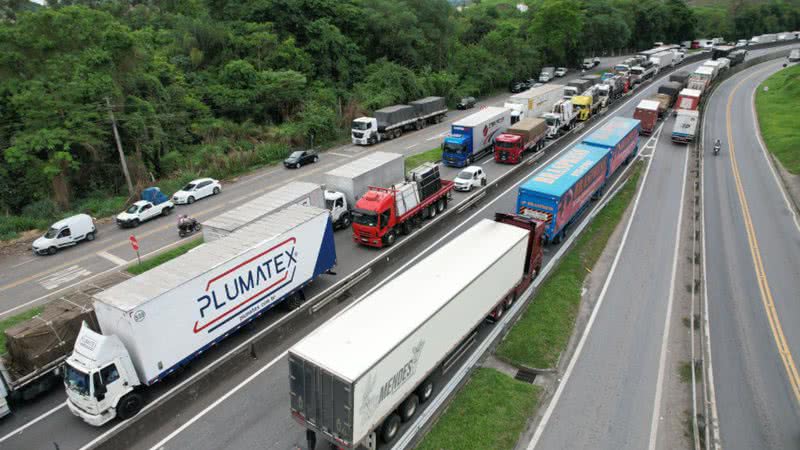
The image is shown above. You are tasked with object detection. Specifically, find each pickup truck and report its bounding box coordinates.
[115,187,174,228]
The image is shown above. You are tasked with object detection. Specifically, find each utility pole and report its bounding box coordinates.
[106,97,134,197]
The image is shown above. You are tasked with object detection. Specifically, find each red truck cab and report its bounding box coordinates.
[351,189,395,247]
[494,134,525,164]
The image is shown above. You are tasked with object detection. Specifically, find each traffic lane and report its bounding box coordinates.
[534,120,686,449]
[703,61,800,449]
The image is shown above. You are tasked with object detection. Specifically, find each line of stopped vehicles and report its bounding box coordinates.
[1,40,757,449]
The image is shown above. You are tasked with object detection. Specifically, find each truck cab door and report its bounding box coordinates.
[96,363,129,413]
[379,209,392,236]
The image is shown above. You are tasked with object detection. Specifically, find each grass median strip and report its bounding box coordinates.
[755,64,800,174]
[497,161,643,369]
[0,306,44,355]
[417,368,541,450]
[127,238,204,275]
[405,147,442,172]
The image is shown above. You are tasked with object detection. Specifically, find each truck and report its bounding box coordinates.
[657,81,683,106]
[289,213,545,450]
[543,99,577,138]
[671,109,699,144]
[503,84,563,123]
[351,163,454,248]
[115,187,174,228]
[728,50,746,66]
[65,205,337,426]
[711,45,735,60]
[633,100,660,135]
[442,106,510,167]
[572,91,599,121]
[351,97,447,145]
[202,181,327,241]
[580,74,602,86]
[563,79,592,99]
[324,152,405,208]
[539,66,556,82]
[702,60,725,78]
[597,75,625,108]
[650,50,674,70]
[581,117,641,179]
[516,145,610,244]
[494,118,548,164]
[675,88,702,111]
[669,70,691,88]
[688,66,714,92]
[629,61,657,85]
[647,93,671,118]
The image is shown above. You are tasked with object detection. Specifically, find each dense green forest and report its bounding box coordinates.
[0,0,797,238]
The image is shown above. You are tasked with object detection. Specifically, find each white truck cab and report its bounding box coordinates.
[323,190,351,229]
[351,117,379,145]
[64,325,141,426]
[32,214,96,255]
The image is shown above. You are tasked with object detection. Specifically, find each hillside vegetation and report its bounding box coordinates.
[0,0,797,239]
[756,63,800,174]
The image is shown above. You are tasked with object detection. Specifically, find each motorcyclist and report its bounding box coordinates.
[714,138,721,155]
[178,214,196,229]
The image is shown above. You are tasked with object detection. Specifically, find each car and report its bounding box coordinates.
[32,214,96,255]
[582,59,594,70]
[172,178,221,204]
[453,166,487,192]
[284,149,319,169]
[736,39,748,47]
[789,49,800,62]
[116,199,174,228]
[555,67,568,77]
[593,57,600,66]
[509,81,527,93]
[457,96,476,110]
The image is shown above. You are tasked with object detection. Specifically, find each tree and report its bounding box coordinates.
[530,0,584,66]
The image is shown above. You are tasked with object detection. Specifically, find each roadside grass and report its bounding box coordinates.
[755,63,800,174]
[0,307,44,355]
[417,368,541,450]
[127,238,204,275]
[0,195,128,241]
[497,161,643,369]
[405,147,442,172]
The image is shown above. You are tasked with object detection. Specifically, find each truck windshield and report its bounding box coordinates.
[495,141,515,149]
[351,209,377,227]
[545,117,556,126]
[631,69,643,75]
[443,142,467,154]
[351,121,370,130]
[64,364,90,396]
[45,227,59,239]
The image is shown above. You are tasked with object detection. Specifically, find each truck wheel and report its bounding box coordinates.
[187,196,195,204]
[286,291,306,309]
[86,231,95,241]
[48,246,58,255]
[400,221,412,236]
[340,213,351,229]
[369,136,377,145]
[491,303,504,321]
[436,199,445,213]
[417,379,434,403]
[504,293,515,309]
[117,392,144,420]
[380,414,402,443]
[428,205,436,219]
[400,394,419,422]
[384,230,397,247]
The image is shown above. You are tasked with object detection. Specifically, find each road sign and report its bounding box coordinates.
[129,235,139,251]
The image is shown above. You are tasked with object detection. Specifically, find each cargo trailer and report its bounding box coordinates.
[494,118,548,164]
[657,81,683,106]
[351,97,447,145]
[564,79,592,98]
[634,100,660,134]
[675,88,701,111]
[669,70,690,88]
[502,84,563,123]
[517,145,610,244]
[672,109,699,144]
[442,107,510,167]
[290,214,545,450]
[65,206,337,426]
[324,152,405,208]
[581,117,640,178]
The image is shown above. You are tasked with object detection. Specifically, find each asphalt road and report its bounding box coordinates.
[703,58,800,449]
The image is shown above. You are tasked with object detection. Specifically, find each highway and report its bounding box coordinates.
[703,58,800,449]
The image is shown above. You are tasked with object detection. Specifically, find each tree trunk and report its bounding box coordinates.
[52,171,70,210]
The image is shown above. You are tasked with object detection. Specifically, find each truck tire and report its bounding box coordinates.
[339,212,351,229]
[384,230,397,247]
[428,204,436,219]
[436,198,446,213]
[380,414,402,443]
[369,135,377,145]
[417,379,434,403]
[400,394,419,422]
[491,303,504,321]
[117,392,144,420]
[286,291,306,309]
[400,221,412,236]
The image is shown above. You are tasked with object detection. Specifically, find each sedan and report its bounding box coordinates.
[284,150,319,169]
[172,178,221,204]
[554,67,568,77]
[457,96,476,110]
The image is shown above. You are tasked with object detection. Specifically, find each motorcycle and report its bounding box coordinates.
[178,216,202,238]
[713,141,721,156]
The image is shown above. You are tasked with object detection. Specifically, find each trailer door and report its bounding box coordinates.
[289,355,354,444]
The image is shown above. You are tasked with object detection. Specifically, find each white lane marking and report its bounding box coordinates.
[528,123,664,449]
[10,257,37,269]
[749,67,800,233]
[96,251,128,266]
[327,152,353,158]
[426,132,448,141]
[405,144,418,150]
[0,402,67,443]
[148,350,288,450]
[648,127,690,450]
[38,266,92,290]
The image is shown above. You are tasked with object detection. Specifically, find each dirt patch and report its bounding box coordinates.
[0,230,40,258]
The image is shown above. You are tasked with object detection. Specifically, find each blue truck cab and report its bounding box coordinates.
[442,132,473,168]
[442,106,511,168]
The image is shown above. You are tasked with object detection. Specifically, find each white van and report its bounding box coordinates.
[32,214,96,255]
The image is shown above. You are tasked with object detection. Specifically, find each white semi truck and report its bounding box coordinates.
[503,84,564,123]
[543,99,577,138]
[351,97,447,145]
[64,206,337,426]
[289,214,545,450]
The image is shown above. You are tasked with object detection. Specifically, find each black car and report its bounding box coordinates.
[509,81,527,93]
[457,96,476,110]
[284,150,319,169]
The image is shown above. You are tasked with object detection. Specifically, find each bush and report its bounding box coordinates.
[21,199,57,220]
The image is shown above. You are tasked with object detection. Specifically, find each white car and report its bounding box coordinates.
[32,214,96,255]
[454,166,487,192]
[555,67,568,77]
[172,178,221,204]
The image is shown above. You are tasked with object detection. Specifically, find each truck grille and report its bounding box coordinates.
[352,131,364,139]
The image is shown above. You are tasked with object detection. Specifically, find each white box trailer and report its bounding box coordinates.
[289,219,530,449]
[202,181,324,242]
[650,50,674,69]
[503,84,564,122]
[65,205,337,426]
[672,109,699,144]
[324,152,405,207]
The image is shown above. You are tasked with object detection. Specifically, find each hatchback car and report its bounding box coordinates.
[284,150,319,169]
[172,178,221,204]
[457,96,476,110]
[454,166,487,192]
[555,67,568,77]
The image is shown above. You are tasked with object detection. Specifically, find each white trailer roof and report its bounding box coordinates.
[676,109,700,117]
[203,181,320,233]
[637,99,661,111]
[95,205,328,312]
[453,106,508,127]
[679,88,702,97]
[291,219,529,381]
[509,84,564,101]
[694,66,714,75]
[325,152,402,179]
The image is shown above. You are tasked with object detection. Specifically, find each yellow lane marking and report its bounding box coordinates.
[725,66,800,404]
